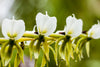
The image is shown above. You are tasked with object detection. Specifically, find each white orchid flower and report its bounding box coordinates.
[2,17,25,40]
[88,21,100,39]
[64,14,83,38]
[36,11,57,36]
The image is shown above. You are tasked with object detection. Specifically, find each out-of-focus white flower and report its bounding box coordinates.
[0,0,14,19]
[88,21,100,39]
[58,40,63,45]
[36,11,57,36]
[64,14,83,38]
[25,41,31,45]
[55,30,64,34]
[2,17,25,40]
[25,31,34,34]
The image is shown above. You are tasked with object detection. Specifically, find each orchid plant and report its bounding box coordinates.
[0,11,100,67]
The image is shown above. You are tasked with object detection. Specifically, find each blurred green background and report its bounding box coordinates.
[1,0,100,67]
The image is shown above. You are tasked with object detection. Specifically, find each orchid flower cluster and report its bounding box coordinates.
[0,11,100,67]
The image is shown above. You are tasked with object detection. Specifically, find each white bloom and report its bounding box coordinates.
[25,41,31,45]
[36,11,57,36]
[2,17,25,40]
[55,30,64,34]
[88,21,100,39]
[64,14,83,38]
[0,0,14,19]
[58,40,63,45]
[25,31,34,34]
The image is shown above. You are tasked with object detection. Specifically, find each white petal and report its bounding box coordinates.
[36,12,57,36]
[36,13,46,34]
[2,19,11,39]
[13,20,25,40]
[88,24,100,39]
[69,19,83,37]
[66,14,76,30]
[44,17,57,36]
[92,28,100,39]
[2,18,25,40]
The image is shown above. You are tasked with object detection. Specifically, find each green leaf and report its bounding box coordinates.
[29,40,35,60]
[1,42,9,60]
[15,42,24,64]
[65,42,70,66]
[14,53,21,67]
[59,39,67,60]
[49,46,57,65]
[0,60,1,67]
[8,63,11,67]
[85,41,90,57]
[41,55,46,67]
[1,41,13,66]
[59,43,66,60]
[42,38,49,61]
[4,45,13,66]
[75,37,86,54]
[59,36,70,61]
[54,37,64,65]
[67,41,74,59]
[34,40,41,59]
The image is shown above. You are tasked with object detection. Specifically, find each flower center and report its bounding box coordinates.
[39,27,47,34]
[90,31,94,37]
[7,32,17,38]
[67,30,73,35]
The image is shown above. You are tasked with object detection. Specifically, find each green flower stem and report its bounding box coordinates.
[47,41,55,45]
[0,38,8,44]
[16,37,35,42]
[23,33,38,38]
[45,36,56,41]
[49,34,64,38]
[79,34,87,37]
